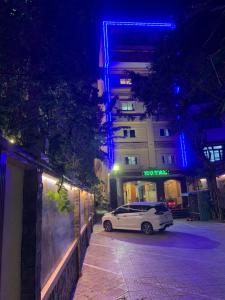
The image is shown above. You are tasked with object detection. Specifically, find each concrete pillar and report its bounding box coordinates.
[109,178,117,209]
[84,191,89,226]
[73,188,81,275]
[116,176,124,206]
[74,189,80,240]
[157,180,165,202]
[21,169,42,300]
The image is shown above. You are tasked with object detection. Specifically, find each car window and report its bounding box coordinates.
[139,205,151,211]
[115,206,130,214]
[129,205,142,212]
[153,205,168,213]
[129,205,149,212]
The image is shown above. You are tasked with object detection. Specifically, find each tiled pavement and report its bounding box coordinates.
[73,219,225,300]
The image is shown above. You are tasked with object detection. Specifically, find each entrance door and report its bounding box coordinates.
[164,180,182,208]
[123,181,157,203]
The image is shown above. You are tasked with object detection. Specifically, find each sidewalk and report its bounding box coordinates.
[73,220,225,300]
[73,225,127,300]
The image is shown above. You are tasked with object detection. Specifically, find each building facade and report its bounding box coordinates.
[98,21,189,209]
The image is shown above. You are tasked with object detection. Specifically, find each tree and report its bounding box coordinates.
[130,0,225,217]
[0,0,104,187]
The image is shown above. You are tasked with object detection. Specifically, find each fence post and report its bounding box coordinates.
[21,168,42,300]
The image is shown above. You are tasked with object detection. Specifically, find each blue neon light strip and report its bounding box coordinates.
[104,21,175,28]
[102,21,175,168]
[179,133,188,167]
[0,152,7,165]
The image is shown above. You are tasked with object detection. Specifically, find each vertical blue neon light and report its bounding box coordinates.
[179,133,188,167]
[0,152,7,165]
[102,21,175,169]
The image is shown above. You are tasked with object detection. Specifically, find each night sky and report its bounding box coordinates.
[98,0,192,21]
[87,0,196,73]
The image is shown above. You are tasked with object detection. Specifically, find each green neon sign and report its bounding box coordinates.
[143,169,169,176]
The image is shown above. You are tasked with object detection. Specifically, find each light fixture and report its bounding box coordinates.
[200,178,207,182]
[42,174,57,185]
[8,137,16,144]
[112,163,120,171]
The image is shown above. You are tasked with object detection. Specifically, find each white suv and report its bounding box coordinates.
[102,202,173,234]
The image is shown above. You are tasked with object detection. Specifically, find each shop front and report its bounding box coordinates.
[110,168,187,209]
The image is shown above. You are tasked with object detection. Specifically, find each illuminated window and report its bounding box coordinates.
[123,129,136,138]
[120,78,132,85]
[121,102,134,111]
[125,156,138,165]
[160,128,171,136]
[162,154,175,165]
[203,145,223,162]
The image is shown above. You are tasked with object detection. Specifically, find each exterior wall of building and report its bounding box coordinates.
[111,61,182,174]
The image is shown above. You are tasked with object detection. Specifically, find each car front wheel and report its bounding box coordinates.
[141,222,153,235]
[103,220,113,232]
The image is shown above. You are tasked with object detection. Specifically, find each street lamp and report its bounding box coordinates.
[112,163,120,172]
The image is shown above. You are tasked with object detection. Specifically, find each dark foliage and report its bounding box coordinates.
[0,0,104,187]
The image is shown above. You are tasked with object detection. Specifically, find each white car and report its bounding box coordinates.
[102,202,173,234]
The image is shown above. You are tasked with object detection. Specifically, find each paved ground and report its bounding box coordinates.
[73,219,225,300]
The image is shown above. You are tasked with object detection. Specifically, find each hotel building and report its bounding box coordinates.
[97,21,189,209]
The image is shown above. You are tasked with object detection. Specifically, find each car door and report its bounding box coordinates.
[128,205,146,229]
[113,205,130,229]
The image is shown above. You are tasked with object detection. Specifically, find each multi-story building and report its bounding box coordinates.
[98,21,189,209]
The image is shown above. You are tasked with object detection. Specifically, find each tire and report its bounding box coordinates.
[103,220,113,232]
[141,222,154,235]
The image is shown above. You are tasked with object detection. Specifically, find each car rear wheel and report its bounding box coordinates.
[141,222,153,235]
[104,220,113,232]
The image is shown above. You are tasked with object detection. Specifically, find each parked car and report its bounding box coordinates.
[102,202,173,235]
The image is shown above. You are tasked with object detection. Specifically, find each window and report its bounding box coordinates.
[123,129,136,138]
[120,78,132,85]
[203,145,223,162]
[160,128,171,137]
[162,154,175,165]
[130,130,136,138]
[121,102,134,111]
[123,130,128,137]
[125,156,138,165]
